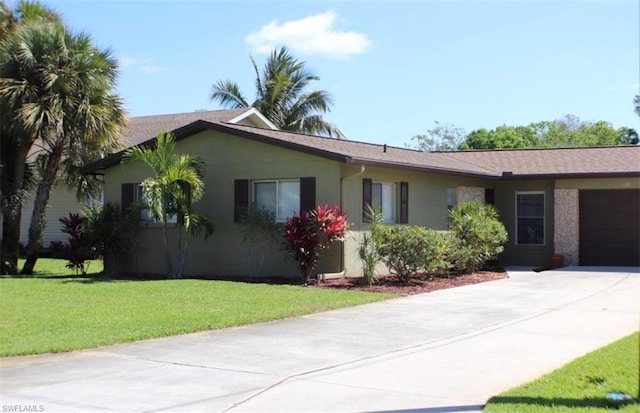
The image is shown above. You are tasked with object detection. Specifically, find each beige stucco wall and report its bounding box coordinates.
[553,188,579,265]
[340,165,491,277]
[555,177,640,190]
[104,130,343,278]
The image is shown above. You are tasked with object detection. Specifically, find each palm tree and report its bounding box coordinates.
[0,2,126,274]
[0,0,64,274]
[123,132,213,278]
[211,47,344,138]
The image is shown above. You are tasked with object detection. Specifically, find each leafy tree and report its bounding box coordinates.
[0,0,126,274]
[282,205,349,283]
[211,47,344,138]
[634,95,640,118]
[410,121,466,151]
[460,125,540,150]
[123,132,213,278]
[460,115,636,149]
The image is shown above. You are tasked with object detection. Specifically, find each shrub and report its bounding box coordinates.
[48,240,66,259]
[448,200,508,273]
[421,229,451,276]
[376,225,431,284]
[83,203,140,276]
[237,207,281,279]
[358,206,384,286]
[59,213,95,275]
[282,205,349,283]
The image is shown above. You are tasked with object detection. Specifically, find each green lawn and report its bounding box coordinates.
[1,259,395,357]
[484,332,639,412]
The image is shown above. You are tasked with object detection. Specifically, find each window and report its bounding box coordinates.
[135,184,177,223]
[253,180,300,222]
[446,187,456,225]
[372,182,395,224]
[516,192,544,245]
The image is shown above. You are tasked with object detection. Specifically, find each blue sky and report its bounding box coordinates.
[37,0,640,147]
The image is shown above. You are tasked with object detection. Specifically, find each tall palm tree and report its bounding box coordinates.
[0,0,65,274]
[0,3,126,274]
[123,132,213,278]
[211,47,344,138]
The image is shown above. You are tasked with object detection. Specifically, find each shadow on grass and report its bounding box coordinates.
[487,395,638,409]
[1,273,302,285]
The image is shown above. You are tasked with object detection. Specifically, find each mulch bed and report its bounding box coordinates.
[309,269,508,296]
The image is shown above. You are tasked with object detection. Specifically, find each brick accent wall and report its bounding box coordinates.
[456,186,485,204]
[553,188,579,265]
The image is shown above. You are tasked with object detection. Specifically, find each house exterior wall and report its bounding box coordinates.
[493,179,555,267]
[553,177,640,266]
[553,189,579,265]
[339,165,491,276]
[20,183,84,248]
[104,129,343,278]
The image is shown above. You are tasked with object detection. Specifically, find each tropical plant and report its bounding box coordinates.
[358,206,384,285]
[123,132,213,278]
[59,212,95,275]
[83,202,140,276]
[448,200,508,273]
[237,207,281,279]
[282,205,349,283]
[211,47,344,138]
[0,1,126,274]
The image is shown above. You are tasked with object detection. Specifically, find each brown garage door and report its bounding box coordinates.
[579,189,640,266]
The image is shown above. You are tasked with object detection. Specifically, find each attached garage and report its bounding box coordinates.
[579,189,640,266]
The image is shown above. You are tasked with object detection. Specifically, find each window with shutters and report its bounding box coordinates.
[372,182,396,224]
[235,178,314,223]
[253,179,300,222]
[516,191,544,245]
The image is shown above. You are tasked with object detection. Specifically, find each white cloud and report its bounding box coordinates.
[634,82,639,90]
[140,64,167,74]
[246,11,371,58]
[117,56,137,68]
[117,56,167,74]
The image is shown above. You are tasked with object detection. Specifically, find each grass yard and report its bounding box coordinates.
[484,332,639,412]
[1,259,396,357]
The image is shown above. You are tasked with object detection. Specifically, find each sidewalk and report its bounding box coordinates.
[1,267,638,412]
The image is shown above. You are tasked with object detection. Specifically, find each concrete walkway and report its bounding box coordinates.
[1,267,638,413]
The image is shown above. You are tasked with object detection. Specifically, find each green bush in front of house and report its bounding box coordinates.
[448,200,508,273]
[371,201,507,283]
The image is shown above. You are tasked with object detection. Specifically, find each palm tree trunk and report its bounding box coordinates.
[161,218,173,278]
[21,144,64,275]
[1,145,30,274]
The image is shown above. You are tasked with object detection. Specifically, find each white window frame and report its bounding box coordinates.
[253,179,300,223]
[515,191,545,246]
[372,181,396,224]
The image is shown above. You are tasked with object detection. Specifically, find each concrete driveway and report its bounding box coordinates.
[1,267,638,413]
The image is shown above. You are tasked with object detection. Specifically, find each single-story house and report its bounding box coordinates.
[19,108,275,248]
[81,111,640,278]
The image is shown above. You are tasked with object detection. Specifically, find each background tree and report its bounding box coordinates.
[123,132,213,278]
[211,47,344,138]
[634,95,640,118]
[409,121,466,151]
[458,115,636,150]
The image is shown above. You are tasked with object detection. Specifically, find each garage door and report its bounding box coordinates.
[579,189,640,266]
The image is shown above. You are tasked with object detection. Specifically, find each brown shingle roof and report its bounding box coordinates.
[83,116,640,179]
[435,146,640,177]
[121,109,249,147]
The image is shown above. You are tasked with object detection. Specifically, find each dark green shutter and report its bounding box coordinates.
[362,178,372,223]
[400,181,409,224]
[300,177,316,214]
[121,183,135,209]
[234,179,249,222]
